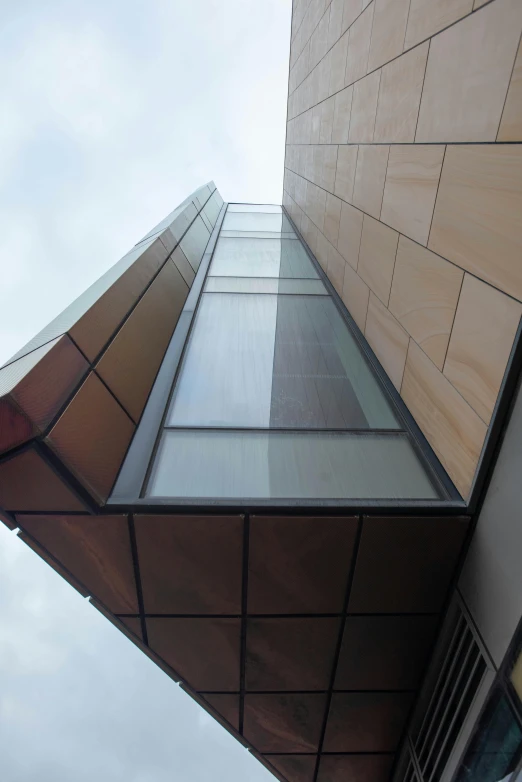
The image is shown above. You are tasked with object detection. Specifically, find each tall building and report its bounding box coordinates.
[1,1,521,781]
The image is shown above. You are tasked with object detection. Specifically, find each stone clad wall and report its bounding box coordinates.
[283,0,522,498]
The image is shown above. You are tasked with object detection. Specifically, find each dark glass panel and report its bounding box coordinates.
[456,690,522,782]
[167,294,398,430]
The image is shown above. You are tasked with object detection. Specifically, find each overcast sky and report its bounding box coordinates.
[0,0,290,778]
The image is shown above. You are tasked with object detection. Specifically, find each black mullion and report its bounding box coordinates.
[239,513,250,734]
[127,514,148,645]
[313,516,364,782]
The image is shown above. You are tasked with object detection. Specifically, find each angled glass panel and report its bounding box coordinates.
[147,430,440,500]
[222,212,293,232]
[167,294,398,429]
[227,204,282,213]
[204,277,327,295]
[220,230,297,239]
[455,690,522,782]
[209,238,318,279]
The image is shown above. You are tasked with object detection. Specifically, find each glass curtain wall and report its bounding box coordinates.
[146,204,443,501]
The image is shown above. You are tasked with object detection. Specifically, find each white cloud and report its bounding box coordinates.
[0,0,290,777]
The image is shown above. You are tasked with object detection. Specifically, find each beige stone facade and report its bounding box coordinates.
[284,0,522,497]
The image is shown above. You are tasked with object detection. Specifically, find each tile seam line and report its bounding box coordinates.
[286,193,491,436]
[313,516,364,781]
[495,29,522,140]
[282,0,295,206]
[283,165,522,307]
[287,0,495,107]
[412,38,431,143]
[291,0,369,81]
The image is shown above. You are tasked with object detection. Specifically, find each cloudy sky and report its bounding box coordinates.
[0,0,290,778]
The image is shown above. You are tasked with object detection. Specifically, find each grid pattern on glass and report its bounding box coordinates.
[209,238,319,279]
[227,204,282,213]
[148,430,438,500]
[167,293,398,430]
[204,277,327,295]
[222,211,293,232]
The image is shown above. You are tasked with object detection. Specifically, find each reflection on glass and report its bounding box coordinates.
[147,430,439,499]
[204,277,327,295]
[223,211,293,232]
[220,230,297,239]
[209,238,318,278]
[227,204,282,213]
[168,294,398,429]
[456,691,522,782]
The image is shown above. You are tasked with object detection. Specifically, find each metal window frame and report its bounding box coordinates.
[108,201,468,513]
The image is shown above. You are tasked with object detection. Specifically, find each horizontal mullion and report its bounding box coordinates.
[162,426,406,434]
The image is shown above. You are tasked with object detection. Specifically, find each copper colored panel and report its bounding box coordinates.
[45,372,135,503]
[335,615,438,690]
[0,335,89,455]
[246,618,340,691]
[203,694,239,730]
[0,511,16,530]
[96,260,188,422]
[17,515,138,612]
[69,237,169,362]
[146,618,240,691]
[348,517,469,613]
[0,448,86,512]
[248,517,357,614]
[243,694,326,752]
[0,397,33,456]
[317,754,394,782]
[323,692,413,752]
[17,531,89,597]
[118,616,142,640]
[134,515,243,614]
[265,755,316,782]
[171,245,195,287]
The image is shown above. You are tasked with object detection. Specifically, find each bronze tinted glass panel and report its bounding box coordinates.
[335,615,438,690]
[0,448,86,512]
[134,515,243,614]
[96,260,188,422]
[317,754,394,782]
[171,245,195,287]
[248,517,357,614]
[243,693,326,753]
[46,372,135,504]
[265,755,317,782]
[323,692,414,752]
[246,618,340,691]
[0,335,89,454]
[17,515,138,613]
[146,618,240,691]
[348,517,469,613]
[69,237,169,362]
[203,694,239,730]
[17,531,89,597]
